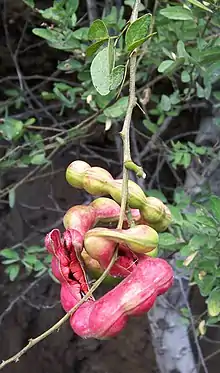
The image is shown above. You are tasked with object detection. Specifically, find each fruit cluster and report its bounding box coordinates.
[45,161,174,339]
[66,160,171,232]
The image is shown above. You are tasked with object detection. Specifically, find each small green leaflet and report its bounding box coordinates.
[160,6,194,21]
[88,19,109,41]
[104,97,128,118]
[91,47,111,95]
[0,118,24,141]
[158,60,174,73]
[207,288,220,316]
[5,264,20,281]
[159,232,176,247]
[110,65,125,90]
[125,14,151,52]
[86,39,108,57]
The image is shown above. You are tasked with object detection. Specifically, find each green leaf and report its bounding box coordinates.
[207,288,220,316]
[23,254,38,265]
[210,196,220,221]
[86,39,108,57]
[9,189,16,208]
[158,60,174,73]
[27,246,45,253]
[160,6,194,21]
[110,65,125,90]
[196,82,205,98]
[125,14,151,52]
[143,119,158,134]
[5,264,20,281]
[91,47,113,96]
[0,118,24,141]
[196,274,216,297]
[187,0,212,12]
[199,47,220,65]
[181,70,191,83]
[71,14,77,27]
[182,152,191,168]
[23,0,35,8]
[57,58,82,72]
[39,7,66,23]
[33,28,58,42]
[103,97,128,118]
[108,38,115,73]
[180,244,193,256]
[65,0,79,13]
[0,249,19,260]
[30,153,47,165]
[88,19,109,41]
[177,40,189,59]
[159,233,176,246]
[24,117,36,126]
[72,27,89,41]
[159,95,171,111]
[168,205,183,224]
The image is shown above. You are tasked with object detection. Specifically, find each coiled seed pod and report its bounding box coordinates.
[83,167,113,196]
[66,160,90,189]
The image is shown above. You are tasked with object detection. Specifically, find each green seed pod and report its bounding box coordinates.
[149,205,172,232]
[66,160,90,189]
[85,225,159,254]
[83,167,113,196]
[141,197,165,223]
[109,180,147,209]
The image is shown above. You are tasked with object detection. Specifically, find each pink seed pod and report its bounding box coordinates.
[62,256,174,339]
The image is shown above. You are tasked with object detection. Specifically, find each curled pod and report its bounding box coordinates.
[141,197,166,224]
[63,205,97,235]
[83,167,113,196]
[84,225,158,256]
[149,205,172,232]
[109,179,147,209]
[66,160,91,189]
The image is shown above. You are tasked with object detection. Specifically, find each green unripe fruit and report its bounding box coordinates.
[109,180,147,209]
[141,197,165,223]
[66,160,90,189]
[150,205,172,232]
[83,167,113,196]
